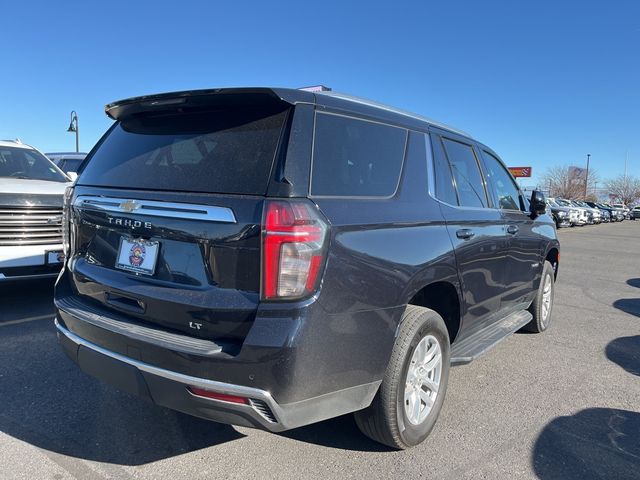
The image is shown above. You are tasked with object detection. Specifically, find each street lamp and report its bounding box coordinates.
[67,111,79,153]
[584,153,591,199]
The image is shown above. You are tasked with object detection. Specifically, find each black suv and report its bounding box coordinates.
[54,88,560,449]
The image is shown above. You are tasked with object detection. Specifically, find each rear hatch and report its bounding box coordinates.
[65,92,293,343]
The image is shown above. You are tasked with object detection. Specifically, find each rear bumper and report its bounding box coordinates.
[55,318,381,432]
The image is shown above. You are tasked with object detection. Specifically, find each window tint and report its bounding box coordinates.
[311,113,407,197]
[78,108,288,194]
[481,150,522,210]
[430,134,458,205]
[441,138,487,208]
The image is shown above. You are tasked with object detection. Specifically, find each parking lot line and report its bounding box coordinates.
[0,314,53,328]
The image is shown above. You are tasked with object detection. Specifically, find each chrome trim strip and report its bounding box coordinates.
[73,196,236,223]
[55,319,381,431]
[55,319,282,420]
[55,319,272,399]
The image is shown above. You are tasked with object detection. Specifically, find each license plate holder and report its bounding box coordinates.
[45,250,64,265]
[115,237,159,276]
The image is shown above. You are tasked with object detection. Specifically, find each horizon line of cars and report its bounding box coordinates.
[546,197,639,228]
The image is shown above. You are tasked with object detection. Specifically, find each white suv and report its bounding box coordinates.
[0,140,71,281]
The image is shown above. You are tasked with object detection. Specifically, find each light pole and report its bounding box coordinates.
[67,111,79,153]
[584,153,591,199]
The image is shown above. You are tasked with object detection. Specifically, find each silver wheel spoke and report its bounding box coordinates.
[419,388,434,408]
[410,392,421,419]
[423,377,439,394]
[424,351,441,372]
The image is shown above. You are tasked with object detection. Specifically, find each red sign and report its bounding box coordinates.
[508,166,532,178]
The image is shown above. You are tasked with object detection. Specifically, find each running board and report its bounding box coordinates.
[450,310,533,365]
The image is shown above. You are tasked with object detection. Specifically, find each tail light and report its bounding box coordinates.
[262,199,328,300]
[62,186,73,257]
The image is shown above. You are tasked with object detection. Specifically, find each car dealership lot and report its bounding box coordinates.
[1,223,639,480]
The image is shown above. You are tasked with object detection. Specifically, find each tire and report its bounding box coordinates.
[523,260,555,333]
[354,305,450,449]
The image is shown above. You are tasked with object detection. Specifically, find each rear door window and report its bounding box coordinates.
[311,113,407,197]
[78,108,289,194]
[441,138,488,208]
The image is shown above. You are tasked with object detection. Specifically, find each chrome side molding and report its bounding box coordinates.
[73,196,237,223]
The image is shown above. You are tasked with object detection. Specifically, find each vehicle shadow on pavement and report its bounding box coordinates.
[626,278,640,289]
[0,279,56,323]
[0,287,244,466]
[277,414,392,452]
[606,336,640,377]
[612,298,640,317]
[532,408,640,480]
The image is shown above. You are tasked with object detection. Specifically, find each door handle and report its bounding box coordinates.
[507,225,519,235]
[456,228,475,240]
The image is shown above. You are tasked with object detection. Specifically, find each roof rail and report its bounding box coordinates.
[315,91,472,138]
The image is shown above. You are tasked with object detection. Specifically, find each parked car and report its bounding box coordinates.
[555,198,587,225]
[54,87,560,449]
[549,197,587,227]
[612,203,629,215]
[604,203,625,221]
[546,198,576,228]
[575,200,601,224]
[587,202,613,223]
[46,152,87,178]
[631,206,640,220]
[0,140,71,281]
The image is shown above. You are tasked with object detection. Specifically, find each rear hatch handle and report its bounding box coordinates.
[105,292,146,314]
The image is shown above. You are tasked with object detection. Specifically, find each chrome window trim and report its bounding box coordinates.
[73,196,237,223]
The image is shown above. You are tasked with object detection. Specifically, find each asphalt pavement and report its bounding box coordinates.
[1,221,639,479]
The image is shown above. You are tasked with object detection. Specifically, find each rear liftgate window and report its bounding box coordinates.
[311,113,407,197]
[79,108,289,194]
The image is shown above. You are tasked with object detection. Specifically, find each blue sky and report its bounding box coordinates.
[1,0,638,187]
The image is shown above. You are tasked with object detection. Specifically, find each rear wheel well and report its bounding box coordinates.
[407,282,461,343]
[546,248,559,278]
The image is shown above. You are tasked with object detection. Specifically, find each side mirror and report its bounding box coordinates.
[67,171,78,182]
[530,190,546,216]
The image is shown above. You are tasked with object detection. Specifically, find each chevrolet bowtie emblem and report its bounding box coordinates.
[119,200,140,213]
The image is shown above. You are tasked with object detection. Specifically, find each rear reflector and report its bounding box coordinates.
[188,387,248,404]
[262,200,328,300]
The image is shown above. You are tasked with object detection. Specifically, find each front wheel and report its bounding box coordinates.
[523,260,555,333]
[354,305,450,449]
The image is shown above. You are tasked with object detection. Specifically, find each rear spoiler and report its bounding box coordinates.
[105,87,315,120]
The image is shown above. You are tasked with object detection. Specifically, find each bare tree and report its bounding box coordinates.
[541,165,599,199]
[605,175,640,206]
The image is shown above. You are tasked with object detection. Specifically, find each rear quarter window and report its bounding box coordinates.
[310,113,407,197]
